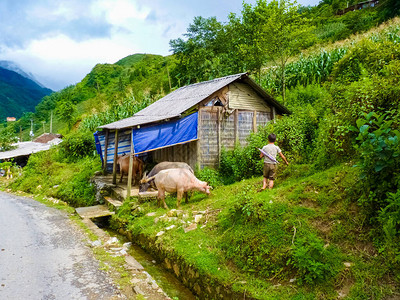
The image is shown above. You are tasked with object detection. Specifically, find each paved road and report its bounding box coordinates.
[0,191,122,300]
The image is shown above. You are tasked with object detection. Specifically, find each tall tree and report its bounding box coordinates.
[242,0,315,104]
[170,16,225,84]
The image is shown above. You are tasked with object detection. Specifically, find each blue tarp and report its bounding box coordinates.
[94,112,198,166]
[93,131,103,163]
[132,112,198,154]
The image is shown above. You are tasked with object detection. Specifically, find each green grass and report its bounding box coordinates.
[110,163,398,299]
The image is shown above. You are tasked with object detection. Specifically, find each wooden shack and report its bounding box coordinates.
[95,72,289,192]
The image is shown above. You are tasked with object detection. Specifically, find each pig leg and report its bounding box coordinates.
[177,189,184,209]
[119,171,123,183]
[158,189,168,209]
[184,192,191,204]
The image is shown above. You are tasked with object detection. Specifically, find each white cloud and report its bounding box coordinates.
[1,33,142,90]
[94,0,150,25]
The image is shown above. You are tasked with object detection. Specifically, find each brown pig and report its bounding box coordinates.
[150,168,211,209]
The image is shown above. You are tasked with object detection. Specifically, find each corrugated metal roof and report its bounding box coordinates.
[0,139,62,160]
[99,72,289,130]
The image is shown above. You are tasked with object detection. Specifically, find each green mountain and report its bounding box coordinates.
[0,66,52,121]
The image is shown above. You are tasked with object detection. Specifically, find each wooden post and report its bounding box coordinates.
[112,129,119,185]
[253,110,257,133]
[234,109,239,144]
[197,108,202,169]
[217,108,221,167]
[272,107,276,123]
[126,132,134,198]
[103,129,109,175]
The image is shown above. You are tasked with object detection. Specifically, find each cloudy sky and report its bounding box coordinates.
[0,0,320,91]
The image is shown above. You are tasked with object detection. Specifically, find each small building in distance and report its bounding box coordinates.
[0,133,62,167]
[6,117,16,122]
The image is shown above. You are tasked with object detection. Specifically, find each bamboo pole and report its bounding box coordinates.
[253,110,257,133]
[234,109,239,144]
[126,132,134,198]
[112,129,119,185]
[196,108,202,169]
[103,129,109,175]
[217,108,221,167]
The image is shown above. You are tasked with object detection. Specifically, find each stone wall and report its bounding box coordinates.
[114,225,257,300]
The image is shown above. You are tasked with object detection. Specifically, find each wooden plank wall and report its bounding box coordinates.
[238,111,254,147]
[198,109,274,168]
[152,141,198,168]
[199,108,219,167]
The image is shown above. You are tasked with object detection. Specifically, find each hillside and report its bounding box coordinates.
[4,1,400,299]
[0,66,52,121]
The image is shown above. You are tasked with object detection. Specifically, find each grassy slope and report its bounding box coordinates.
[111,164,396,299]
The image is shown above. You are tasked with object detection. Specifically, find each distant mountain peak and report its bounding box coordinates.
[0,60,46,88]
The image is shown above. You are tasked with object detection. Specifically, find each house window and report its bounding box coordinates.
[205,97,223,107]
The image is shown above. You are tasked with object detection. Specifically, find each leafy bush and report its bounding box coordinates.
[55,157,101,207]
[10,147,101,207]
[195,167,223,188]
[291,234,342,284]
[0,124,18,152]
[59,131,97,161]
[219,143,262,184]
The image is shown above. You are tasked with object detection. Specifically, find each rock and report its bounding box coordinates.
[165,225,176,231]
[194,214,203,223]
[289,278,296,283]
[344,262,353,268]
[167,209,177,217]
[167,209,183,217]
[123,242,132,250]
[156,231,165,237]
[131,278,141,284]
[146,212,156,217]
[105,237,119,246]
[184,223,197,233]
[90,240,102,247]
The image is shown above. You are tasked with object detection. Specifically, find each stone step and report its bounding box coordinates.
[138,191,158,199]
[75,205,115,219]
[104,196,123,210]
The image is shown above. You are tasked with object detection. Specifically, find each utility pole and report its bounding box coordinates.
[30,119,34,141]
[42,121,46,134]
[166,64,172,92]
[19,126,22,142]
[50,111,53,134]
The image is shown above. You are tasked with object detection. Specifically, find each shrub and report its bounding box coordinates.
[218,185,293,278]
[195,167,223,188]
[291,234,342,284]
[55,157,101,207]
[59,131,97,161]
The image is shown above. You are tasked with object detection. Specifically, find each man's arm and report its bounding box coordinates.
[279,152,289,165]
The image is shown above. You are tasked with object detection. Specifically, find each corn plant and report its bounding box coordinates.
[80,95,154,132]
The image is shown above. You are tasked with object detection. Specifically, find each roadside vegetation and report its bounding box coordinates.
[2,0,400,298]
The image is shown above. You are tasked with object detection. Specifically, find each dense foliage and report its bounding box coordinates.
[0,67,52,121]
